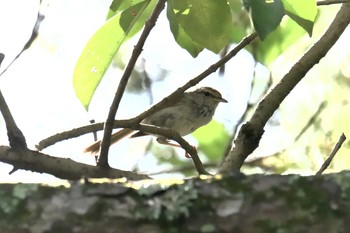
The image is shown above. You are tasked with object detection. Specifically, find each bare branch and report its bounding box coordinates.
[36,122,105,150]
[0,146,149,180]
[316,133,346,175]
[219,3,350,174]
[99,0,167,168]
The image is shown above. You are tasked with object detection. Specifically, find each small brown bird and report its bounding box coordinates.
[84,87,227,155]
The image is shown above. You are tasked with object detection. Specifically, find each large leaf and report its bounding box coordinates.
[73,0,156,110]
[255,16,307,65]
[169,0,233,54]
[281,0,317,36]
[166,0,203,57]
[228,0,251,43]
[244,0,285,40]
[106,0,146,20]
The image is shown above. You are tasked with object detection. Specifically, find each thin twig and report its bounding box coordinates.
[0,1,44,149]
[36,122,105,150]
[138,125,210,175]
[98,0,167,168]
[0,53,4,67]
[317,0,350,6]
[0,1,43,76]
[316,133,346,175]
[295,101,327,142]
[0,91,27,149]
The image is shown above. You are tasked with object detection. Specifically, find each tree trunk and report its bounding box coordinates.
[0,172,349,233]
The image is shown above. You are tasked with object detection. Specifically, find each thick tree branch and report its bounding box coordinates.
[0,146,148,180]
[219,3,350,174]
[1,173,350,232]
[99,0,167,168]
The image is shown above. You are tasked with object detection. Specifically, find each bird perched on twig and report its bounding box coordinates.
[84,87,227,156]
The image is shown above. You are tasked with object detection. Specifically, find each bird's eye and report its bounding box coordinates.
[203,91,211,97]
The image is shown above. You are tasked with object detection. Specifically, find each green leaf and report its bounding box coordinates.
[245,0,285,40]
[166,0,203,57]
[281,0,317,36]
[106,0,146,20]
[170,0,233,54]
[228,0,251,43]
[255,16,306,65]
[192,121,229,162]
[73,0,156,110]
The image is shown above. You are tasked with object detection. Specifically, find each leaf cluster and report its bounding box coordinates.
[73,0,317,109]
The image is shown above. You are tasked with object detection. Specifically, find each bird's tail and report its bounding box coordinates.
[83,128,135,154]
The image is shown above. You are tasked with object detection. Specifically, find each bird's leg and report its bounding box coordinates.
[156,137,195,158]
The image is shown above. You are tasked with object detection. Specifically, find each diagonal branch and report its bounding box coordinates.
[316,133,346,175]
[98,0,167,168]
[295,101,327,142]
[219,3,350,174]
[0,0,43,76]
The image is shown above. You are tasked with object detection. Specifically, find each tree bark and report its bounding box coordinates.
[0,172,349,233]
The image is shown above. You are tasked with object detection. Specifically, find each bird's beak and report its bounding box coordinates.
[219,97,228,103]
